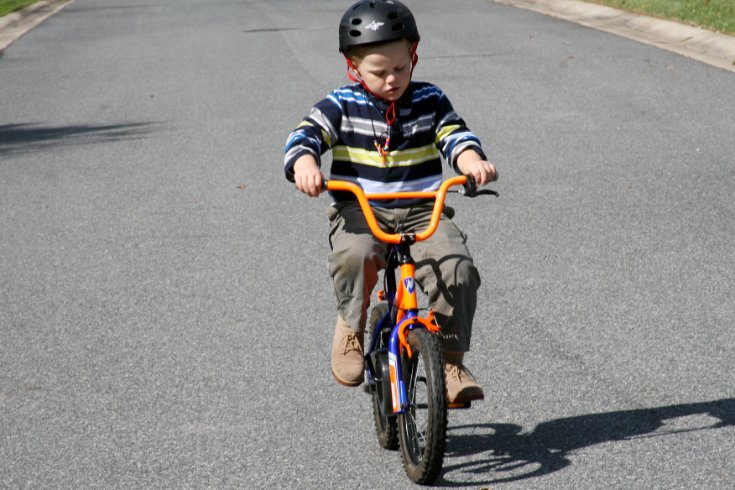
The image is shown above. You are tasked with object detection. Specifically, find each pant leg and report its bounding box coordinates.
[327,203,388,333]
[407,205,481,353]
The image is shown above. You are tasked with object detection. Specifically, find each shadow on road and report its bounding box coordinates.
[439,398,735,486]
[0,122,156,156]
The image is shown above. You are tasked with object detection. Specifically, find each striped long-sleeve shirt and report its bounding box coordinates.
[284,81,487,207]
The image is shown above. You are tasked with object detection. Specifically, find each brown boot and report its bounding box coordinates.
[444,352,484,404]
[331,316,364,387]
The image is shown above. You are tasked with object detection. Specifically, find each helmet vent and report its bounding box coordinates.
[351,18,362,26]
[391,22,404,32]
[387,11,399,20]
[350,30,362,38]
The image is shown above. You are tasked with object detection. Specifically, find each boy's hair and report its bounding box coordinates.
[338,0,420,55]
[346,38,413,64]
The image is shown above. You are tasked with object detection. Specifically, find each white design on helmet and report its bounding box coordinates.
[365,20,385,32]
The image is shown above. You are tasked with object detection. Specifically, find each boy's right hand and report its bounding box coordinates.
[293,155,324,197]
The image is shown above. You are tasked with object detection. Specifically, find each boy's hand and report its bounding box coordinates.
[456,153,498,186]
[293,155,324,197]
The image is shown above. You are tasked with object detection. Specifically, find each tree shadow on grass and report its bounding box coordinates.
[0,122,157,156]
[437,397,735,487]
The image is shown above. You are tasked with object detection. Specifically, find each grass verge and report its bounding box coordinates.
[2,0,733,36]
[0,0,39,18]
[585,0,735,34]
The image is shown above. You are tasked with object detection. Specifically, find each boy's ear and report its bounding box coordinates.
[410,42,419,70]
[345,56,363,83]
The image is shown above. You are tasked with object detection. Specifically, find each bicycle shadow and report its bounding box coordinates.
[437,397,735,486]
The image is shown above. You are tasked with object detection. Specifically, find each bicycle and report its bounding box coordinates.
[324,175,497,484]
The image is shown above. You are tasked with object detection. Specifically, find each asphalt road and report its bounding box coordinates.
[1,1,733,488]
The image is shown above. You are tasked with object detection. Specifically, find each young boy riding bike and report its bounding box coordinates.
[283,0,497,405]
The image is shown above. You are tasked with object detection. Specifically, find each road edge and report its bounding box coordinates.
[0,0,74,53]
[494,0,735,73]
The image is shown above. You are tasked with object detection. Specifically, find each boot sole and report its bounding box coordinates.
[448,390,484,405]
[331,368,364,387]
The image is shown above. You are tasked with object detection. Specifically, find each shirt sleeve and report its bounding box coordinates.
[283,93,343,182]
[433,89,487,173]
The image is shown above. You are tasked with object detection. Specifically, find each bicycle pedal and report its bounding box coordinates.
[448,401,471,409]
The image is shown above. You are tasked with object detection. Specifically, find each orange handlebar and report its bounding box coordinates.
[325,176,468,244]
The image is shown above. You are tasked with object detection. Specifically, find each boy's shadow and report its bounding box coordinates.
[438,397,735,486]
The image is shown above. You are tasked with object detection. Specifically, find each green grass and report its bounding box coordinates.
[0,0,39,18]
[586,0,735,34]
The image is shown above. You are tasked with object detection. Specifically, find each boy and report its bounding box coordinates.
[283,0,497,404]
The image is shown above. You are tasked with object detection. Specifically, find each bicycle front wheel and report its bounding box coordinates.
[398,327,447,484]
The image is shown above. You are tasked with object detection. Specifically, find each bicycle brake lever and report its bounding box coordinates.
[473,189,499,197]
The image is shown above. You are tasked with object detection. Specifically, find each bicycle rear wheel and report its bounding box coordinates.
[398,327,447,484]
[367,303,398,450]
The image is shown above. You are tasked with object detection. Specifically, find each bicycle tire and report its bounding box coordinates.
[398,327,447,484]
[368,303,399,450]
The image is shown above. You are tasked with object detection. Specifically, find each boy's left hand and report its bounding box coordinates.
[457,157,498,186]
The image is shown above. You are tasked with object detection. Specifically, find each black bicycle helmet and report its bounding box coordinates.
[339,0,420,54]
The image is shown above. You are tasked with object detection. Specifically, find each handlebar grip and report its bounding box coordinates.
[462,176,478,196]
[461,176,499,198]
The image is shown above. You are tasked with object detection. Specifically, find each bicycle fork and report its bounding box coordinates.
[388,315,412,414]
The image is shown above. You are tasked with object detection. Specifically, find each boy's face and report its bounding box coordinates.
[352,40,413,102]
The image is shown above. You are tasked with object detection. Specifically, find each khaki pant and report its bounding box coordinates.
[327,202,480,352]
